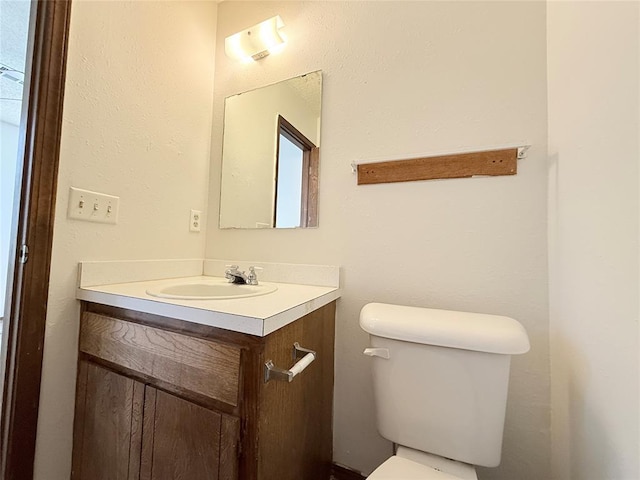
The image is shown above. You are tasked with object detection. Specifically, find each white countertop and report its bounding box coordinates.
[77,275,340,337]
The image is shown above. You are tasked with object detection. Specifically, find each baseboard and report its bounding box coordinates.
[331,463,367,480]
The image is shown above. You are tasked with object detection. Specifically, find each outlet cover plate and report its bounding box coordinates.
[190,209,202,232]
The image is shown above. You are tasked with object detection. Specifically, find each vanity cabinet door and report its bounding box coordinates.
[72,361,240,480]
[72,360,144,480]
[140,387,240,480]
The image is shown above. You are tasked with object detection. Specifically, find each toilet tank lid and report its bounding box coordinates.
[360,303,530,355]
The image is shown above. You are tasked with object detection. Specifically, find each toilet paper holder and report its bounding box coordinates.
[264,342,316,383]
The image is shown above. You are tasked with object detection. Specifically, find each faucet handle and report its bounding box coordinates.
[224,264,241,283]
[247,266,262,285]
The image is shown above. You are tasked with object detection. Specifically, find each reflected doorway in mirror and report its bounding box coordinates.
[275,115,318,228]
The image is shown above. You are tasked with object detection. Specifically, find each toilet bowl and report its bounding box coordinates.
[368,456,459,480]
[360,303,530,480]
[368,447,477,480]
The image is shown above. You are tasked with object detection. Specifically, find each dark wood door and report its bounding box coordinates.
[1,1,71,478]
[141,387,239,480]
[71,360,144,480]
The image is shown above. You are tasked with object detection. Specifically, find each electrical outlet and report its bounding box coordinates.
[190,209,202,232]
[68,187,119,224]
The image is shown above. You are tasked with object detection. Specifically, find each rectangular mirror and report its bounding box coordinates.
[219,71,322,229]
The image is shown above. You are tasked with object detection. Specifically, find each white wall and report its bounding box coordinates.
[547,2,640,479]
[33,1,216,478]
[0,121,20,316]
[208,2,550,479]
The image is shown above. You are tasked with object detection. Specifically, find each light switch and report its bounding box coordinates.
[68,187,119,224]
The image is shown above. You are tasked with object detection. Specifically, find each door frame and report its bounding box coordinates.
[0,0,71,478]
[274,115,319,228]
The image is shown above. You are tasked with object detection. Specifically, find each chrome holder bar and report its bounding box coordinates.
[264,342,316,383]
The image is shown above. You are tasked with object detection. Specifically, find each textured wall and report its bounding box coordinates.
[547,2,640,479]
[33,2,217,478]
[208,2,550,478]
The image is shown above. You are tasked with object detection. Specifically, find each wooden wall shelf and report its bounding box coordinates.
[356,147,519,185]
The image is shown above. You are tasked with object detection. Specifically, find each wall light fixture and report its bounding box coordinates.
[224,16,286,63]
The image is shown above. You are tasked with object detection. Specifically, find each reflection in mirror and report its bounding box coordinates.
[219,71,322,229]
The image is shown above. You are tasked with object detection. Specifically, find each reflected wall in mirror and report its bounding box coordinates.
[219,71,322,229]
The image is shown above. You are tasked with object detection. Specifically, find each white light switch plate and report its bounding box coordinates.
[68,187,119,224]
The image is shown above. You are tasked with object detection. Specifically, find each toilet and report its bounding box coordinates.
[360,303,530,479]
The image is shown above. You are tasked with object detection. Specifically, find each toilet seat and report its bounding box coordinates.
[367,456,464,480]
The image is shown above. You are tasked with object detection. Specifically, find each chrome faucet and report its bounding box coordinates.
[225,265,261,285]
[225,265,249,284]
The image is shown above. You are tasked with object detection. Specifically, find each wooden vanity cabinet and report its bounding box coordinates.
[71,301,335,480]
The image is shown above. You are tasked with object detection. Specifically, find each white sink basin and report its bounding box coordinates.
[146,279,277,300]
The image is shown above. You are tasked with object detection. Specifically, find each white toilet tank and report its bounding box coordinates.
[360,303,530,468]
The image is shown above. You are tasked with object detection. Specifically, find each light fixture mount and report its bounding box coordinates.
[225,15,286,63]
